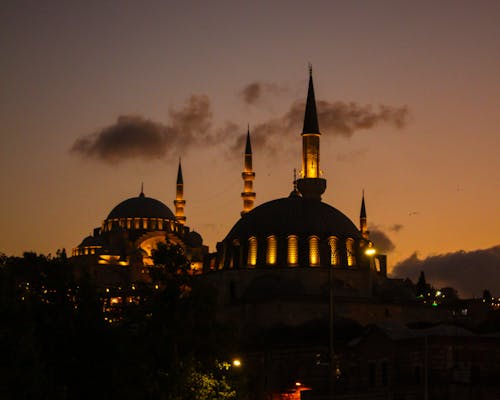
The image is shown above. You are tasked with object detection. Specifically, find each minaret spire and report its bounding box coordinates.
[241,126,256,216]
[360,190,369,239]
[174,159,186,225]
[296,66,326,200]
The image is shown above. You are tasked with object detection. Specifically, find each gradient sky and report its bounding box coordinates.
[1,1,499,278]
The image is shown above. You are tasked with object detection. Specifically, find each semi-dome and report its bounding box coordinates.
[107,192,175,220]
[225,195,361,241]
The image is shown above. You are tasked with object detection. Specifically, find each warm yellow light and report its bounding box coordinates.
[287,235,298,266]
[365,248,376,256]
[309,236,320,266]
[248,237,257,266]
[232,359,242,367]
[266,236,277,265]
[329,236,339,265]
[295,382,302,387]
[346,238,356,266]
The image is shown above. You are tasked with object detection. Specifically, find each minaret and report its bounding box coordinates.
[241,127,256,216]
[174,159,186,225]
[360,190,369,239]
[296,65,327,200]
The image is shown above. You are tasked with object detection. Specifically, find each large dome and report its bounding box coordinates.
[107,193,175,220]
[225,195,361,241]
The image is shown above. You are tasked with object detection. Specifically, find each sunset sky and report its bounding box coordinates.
[1,1,499,295]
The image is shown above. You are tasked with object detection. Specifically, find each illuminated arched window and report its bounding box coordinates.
[158,219,163,230]
[134,219,140,229]
[248,237,257,267]
[287,235,298,266]
[143,218,148,229]
[127,219,131,229]
[266,236,277,265]
[346,238,356,267]
[329,236,339,266]
[309,236,320,266]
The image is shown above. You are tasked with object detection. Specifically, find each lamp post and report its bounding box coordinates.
[329,262,334,398]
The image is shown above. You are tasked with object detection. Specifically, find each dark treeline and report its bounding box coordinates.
[0,245,242,400]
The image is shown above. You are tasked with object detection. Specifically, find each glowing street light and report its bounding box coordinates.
[232,358,242,367]
[365,248,376,256]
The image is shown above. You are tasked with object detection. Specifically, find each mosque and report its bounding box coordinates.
[70,70,500,400]
[71,69,426,323]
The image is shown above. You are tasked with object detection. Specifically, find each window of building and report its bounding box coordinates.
[287,235,298,266]
[328,236,339,266]
[309,236,320,266]
[248,237,257,267]
[266,236,277,265]
[346,238,356,267]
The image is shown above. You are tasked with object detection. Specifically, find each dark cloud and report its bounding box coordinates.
[70,95,212,164]
[231,100,409,154]
[389,224,404,233]
[316,101,409,137]
[239,82,286,105]
[391,245,500,297]
[71,86,410,163]
[369,227,396,253]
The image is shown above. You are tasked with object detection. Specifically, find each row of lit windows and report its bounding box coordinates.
[247,235,357,267]
[72,246,102,257]
[102,218,177,232]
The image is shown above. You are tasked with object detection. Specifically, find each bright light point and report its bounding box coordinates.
[365,248,376,256]
[436,290,442,296]
[232,359,241,367]
[295,382,302,387]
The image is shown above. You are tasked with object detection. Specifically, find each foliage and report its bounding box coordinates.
[0,246,241,400]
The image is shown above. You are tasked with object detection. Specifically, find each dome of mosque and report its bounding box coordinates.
[106,192,175,220]
[225,195,361,242]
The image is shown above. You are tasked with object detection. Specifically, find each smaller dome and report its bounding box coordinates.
[107,193,175,220]
[187,231,203,247]
[79,235,104,247]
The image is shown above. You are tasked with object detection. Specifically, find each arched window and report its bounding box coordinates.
[346,238,356,267]
[287,235,298,266]
[309,236,320,266]
[248,237,257,267]
[329,236,339,266]
[266,235,277,265]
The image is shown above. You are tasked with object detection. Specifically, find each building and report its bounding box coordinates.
[69,69,500,398]
[71,161,207,287]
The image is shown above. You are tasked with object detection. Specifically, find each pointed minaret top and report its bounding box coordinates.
[245,125,252,155]
[360,190,367,218]
[139,182,145,197]
[176,159,183,185]
[302,65,320,134]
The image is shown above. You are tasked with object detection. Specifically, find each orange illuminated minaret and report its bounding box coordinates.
[360,191,369,239]
[241,127,256,216]
[174,159,186,225]
[296,65,327,200]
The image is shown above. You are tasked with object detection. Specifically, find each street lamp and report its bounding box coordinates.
[232,358,242,368]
